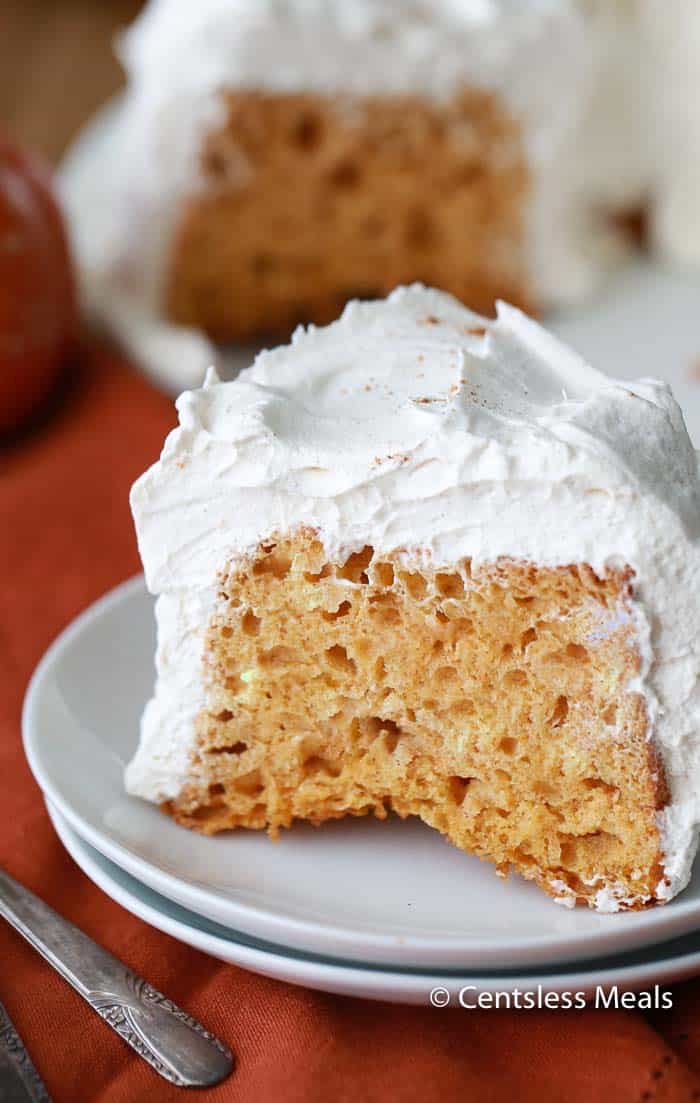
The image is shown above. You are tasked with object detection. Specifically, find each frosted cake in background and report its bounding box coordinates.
[127,285,700,912]
[61,0,700,371]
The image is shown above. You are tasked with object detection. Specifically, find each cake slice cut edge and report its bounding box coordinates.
[159,531,670,913]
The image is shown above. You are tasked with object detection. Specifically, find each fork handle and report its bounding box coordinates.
[0,867,233,1087]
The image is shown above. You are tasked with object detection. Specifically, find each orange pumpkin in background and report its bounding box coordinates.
[0,140,77,435]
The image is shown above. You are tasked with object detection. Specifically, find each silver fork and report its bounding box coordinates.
[0,866,233,1088]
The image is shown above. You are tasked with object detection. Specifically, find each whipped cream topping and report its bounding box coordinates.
[121,0,577,103]
[128,285,700,908]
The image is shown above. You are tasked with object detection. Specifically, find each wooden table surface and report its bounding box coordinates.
[2,0,143,164]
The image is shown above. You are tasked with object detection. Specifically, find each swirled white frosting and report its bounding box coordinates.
[127,285,700,909]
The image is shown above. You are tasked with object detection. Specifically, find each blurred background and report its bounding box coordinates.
[3,0,142,162]
[2,0,699,443]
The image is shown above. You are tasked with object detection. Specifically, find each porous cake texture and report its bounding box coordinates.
[170,534,666,910]
[166,88,530,338]
[128,286,700,912]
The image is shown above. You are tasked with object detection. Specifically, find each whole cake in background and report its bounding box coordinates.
[63,0,700,357]
[127,284,700,912]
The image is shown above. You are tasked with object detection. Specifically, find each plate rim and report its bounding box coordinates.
[47,800,700,1004]
[22,575,700,971]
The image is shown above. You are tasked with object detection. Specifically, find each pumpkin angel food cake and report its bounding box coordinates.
[69,0,700,361]
[127,286,700,912]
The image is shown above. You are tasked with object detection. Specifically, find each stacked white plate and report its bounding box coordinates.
[32,105,700,1003]
[23,574,700,1005]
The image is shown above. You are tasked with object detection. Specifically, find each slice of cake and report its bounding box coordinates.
[127,285,700,912]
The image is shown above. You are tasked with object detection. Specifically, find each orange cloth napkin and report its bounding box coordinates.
[2,344,700,1103]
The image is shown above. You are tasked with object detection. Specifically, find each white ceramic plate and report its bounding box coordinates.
[23,577,700,972]
[48,799,700,1005]
[59,99,700,447]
